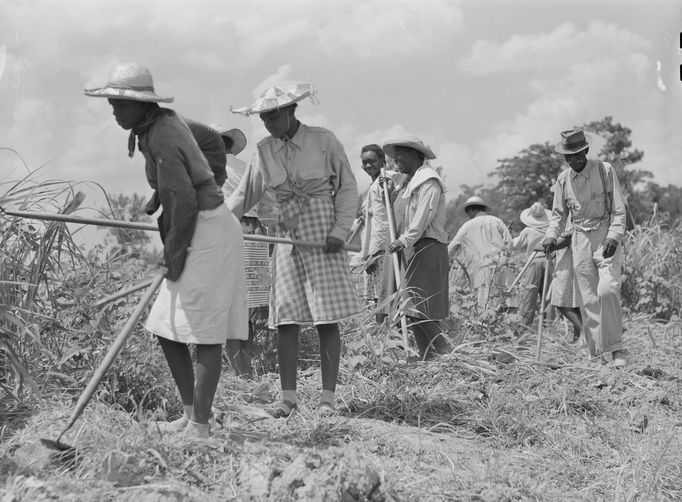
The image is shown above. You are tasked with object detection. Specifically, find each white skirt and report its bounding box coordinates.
[145,204,248,344]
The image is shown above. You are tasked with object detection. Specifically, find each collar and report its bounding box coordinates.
[403,164,446,197]
[570,159,595,180]
[273,122,306,153]
[473,211,488,218]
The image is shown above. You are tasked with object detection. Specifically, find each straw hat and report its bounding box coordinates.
[84,63,173,103]
[463,195,490,212]
[230,83,317,116]
[212,126,247,156]
[555,129,591,154]
[520,202,551,229]
[382,135,436,160]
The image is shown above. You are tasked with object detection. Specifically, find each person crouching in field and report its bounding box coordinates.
[228,84,360,416]
[448,196,512,311]
[216,126,275,378]
[382,136,450,360]
[546,181,583,344]
[514,202,552,327]
[85,63,248,437]
[542,129,628,368]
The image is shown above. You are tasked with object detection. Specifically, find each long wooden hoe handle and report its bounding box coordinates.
[380,169,411,351]
[56,274,165,442]
[0,208,361,252]
[536,254,553,362]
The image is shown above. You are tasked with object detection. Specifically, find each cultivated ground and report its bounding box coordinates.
[1,311,680,501]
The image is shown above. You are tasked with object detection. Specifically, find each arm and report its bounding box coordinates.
[399,179,441,248]
[606,163,626,242]
[327,136,359,242]
[153,141,199,281]
[545,179,568,241]
[226,151,265,220]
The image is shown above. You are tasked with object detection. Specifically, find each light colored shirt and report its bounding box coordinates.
[513,226,545,262]
[227,123,357,241]
[546,159,626,242]
[448,212,512,276]
[395,165,448,248]
[362,170,403,256]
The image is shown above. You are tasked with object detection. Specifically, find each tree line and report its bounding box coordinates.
[446,116,682,238]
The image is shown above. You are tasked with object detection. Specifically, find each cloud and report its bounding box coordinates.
[459,21,652,75]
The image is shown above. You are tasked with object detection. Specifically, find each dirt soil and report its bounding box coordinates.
[1,315,681,501]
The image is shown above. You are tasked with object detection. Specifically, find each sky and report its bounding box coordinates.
[1,0,681,216]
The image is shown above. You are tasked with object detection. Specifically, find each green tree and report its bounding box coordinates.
[488,116,654,229]
[488,143,563,229]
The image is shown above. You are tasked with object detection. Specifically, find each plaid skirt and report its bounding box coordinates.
[269,197,360,327]
[145,204,249,344]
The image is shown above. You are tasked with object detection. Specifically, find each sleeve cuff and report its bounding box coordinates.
[329,227,347,241]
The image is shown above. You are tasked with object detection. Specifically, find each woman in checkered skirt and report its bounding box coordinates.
[228,84,360,417]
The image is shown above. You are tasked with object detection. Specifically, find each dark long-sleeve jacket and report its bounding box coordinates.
[137,110,223,280]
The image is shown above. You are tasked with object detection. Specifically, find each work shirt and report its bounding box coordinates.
[137,109,223,281]
[514,226,546,262]
[394,165,448,248]
[362,171,403,257]
[546,160,626,242]
[448,212,512,282]
[227,123,357,241]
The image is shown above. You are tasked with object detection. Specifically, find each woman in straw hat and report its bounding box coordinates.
[382,135,451,360]
[514,201,553,326]
[228,84,360,417]
[85,62,248,437]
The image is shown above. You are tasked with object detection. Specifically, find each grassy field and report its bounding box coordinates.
[1,187,681,501]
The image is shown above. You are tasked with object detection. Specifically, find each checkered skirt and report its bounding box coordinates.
[269,197,360,327]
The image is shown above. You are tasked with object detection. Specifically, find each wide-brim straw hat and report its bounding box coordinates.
[382,135,436,160]
[520,201,551,229]
[463,195,490,211]
[84,62,173,103]
[230,83,317,116]
[213,126,247,156]
[555,129,591,154]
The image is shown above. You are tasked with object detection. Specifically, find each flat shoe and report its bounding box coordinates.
[267,401,297,419]
[148,415,188,434]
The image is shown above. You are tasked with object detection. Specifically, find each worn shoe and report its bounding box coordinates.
[148,415,189,434]
[612,350,628,369]
[317,401,338,415]
[183,420,210,438]
[267,400,297,419]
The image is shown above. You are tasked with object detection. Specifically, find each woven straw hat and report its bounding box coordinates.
[463,195,490,212]
[555,129,591,154]
[212,126,247,156]
[84,63,173,103]
[382,135,436,160]
[230,83,317,116]
[520,201,551,229]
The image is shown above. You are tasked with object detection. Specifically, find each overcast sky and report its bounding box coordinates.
[1,0,681,211]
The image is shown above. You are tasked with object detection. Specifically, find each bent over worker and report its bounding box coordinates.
[542,129,628,367]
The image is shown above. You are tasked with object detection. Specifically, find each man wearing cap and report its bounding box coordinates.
[383,135,450,360]
[228,84,360,416]
[448,196,512,310]
[514,201,552,326]
[542,129,628,367]
[85,62,248,438]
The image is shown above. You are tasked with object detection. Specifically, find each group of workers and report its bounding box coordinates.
[83,62,628,438]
